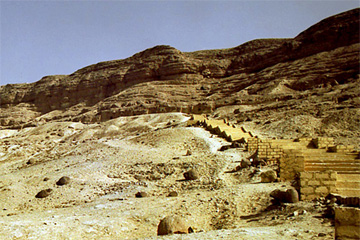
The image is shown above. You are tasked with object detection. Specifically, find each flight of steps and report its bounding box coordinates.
[302,149,360,197]
[188,115,253,141]
[188,115,360,197]
[336,173,360,197]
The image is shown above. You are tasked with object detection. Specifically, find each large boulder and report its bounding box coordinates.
[135,191,148,198]
[157,216,190,235]
[35,189,53,198]
[56,176,70,186]
[183,169,199,180]
[270,188,299,203]
[259,170,277,183]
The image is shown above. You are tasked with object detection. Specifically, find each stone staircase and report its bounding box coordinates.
[302,150,360,173]
[187,115,360,197]
[301,149,360,197]
[336,173,360,197]
[188,115,253,141]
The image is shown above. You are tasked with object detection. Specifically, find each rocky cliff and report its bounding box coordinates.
[1,8,359,141]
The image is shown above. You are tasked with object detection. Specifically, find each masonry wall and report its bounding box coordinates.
[247,138,284,159]
[280,150,305,181]
[257,140,284,160]
[328,145,355,153]
[312,137,335,149]
[335,207,360,240]
[299,171,337,200]
[247,138,259,153]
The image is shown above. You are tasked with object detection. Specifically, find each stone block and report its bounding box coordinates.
[335,225,360,239]
[335,207,360,226]
[300,180,308,187]
[300,172,314,179]
[322,180,336,186]
[315,172,330,179]
[329,186,337,193]
[315,186,329,194]
[330,172,337,180]
[301,187,314,194]
[302,194,317,201]
[308,180,321,186]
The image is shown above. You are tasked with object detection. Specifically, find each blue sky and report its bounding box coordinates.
[1,1,359,85]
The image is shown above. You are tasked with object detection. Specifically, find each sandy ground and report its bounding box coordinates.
[0,113,334,239]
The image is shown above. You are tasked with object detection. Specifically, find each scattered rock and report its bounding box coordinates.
[185,150,192,156]
[259,170,277,183]
[270,188,299,203]
[240,159,252,168]
[135,192,148,198]
[285,188,299,203]
[43,177,50,181]
[157,216,190,235]
[35,189,53,198]
[167,191,178,197]
[219,145,231,151]
[26,159,35,165]
[183,169,199,180]
[56,176,71,186]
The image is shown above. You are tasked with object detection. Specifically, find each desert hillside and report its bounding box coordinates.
[0,8,359,145]
[0,8,359,240]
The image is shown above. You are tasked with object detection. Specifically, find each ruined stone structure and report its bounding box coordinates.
[189,115,360,200]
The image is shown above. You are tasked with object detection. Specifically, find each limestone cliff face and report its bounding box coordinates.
[0,8,359,129]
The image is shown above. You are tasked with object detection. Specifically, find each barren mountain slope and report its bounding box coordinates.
[0,8,359,146]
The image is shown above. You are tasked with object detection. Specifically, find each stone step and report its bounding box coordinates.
[305,161,360,166]
[304,165,360,172]
[303,156,359,161]
[226,132,252,141]
[336,181,360,189]
[302,152,358,157]
[336,171,360,175]
[337,173,360,181]
[336,188,360,197]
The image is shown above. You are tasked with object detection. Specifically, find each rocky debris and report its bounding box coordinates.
[326,193,360,208]
[26,159,35,165]
[270,188,299,204]
[240,159,252,169]
[185,150,192,156]
[183,169,199,181]
[292,209,307,217]
[157,215,190,235]
[167,191,178,197]
[56,176,70,186]
[259,170,277,183]
[135,192,148,198]
[35,189,53,198]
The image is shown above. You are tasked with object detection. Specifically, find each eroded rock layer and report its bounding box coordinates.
[1,8,359,141]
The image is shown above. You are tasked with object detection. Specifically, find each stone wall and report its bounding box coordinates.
[299,171,337,201]
[247,138,259,153]
[257,140,284,160]
[247,138,284,160]
[328,145,355,153]
[335,207,360,239]
[312,137,335,149]
[280,150,305,181]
